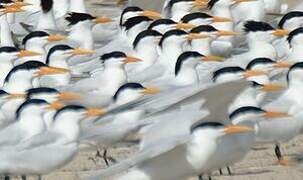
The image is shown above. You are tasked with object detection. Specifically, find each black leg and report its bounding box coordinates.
[4,176,9,180]
[219,168,223,175]
[103,149,110,167]
[208,176,212,180]
[21,175,26,180]
[275,145,283,160]
[38,175,42,180]
[227,166,232,175]
[198,175,203,180]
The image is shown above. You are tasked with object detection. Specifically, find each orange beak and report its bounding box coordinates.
[57,92,82,101]
[47,34,66,42]
[188,33,209,40]
[140,10,162,20]
[1,6,25,14]
[217,30,239,37]
[6,93,25,100]
[85,108,106,117]
[202,55,225,62]
[17,50,42,58]
[243,70,268,78]
[223,125,253,134]
[95,16,113,24]
[36,66,70,76]
[142,87,161,95]
[69,48,96,56]
[175,23,196,30]
[212,16,233,22]
[274,61,293,68]
[124,56,142,64]
[272,29,289,37]
[47,102,65,110]
[263,110,290,119]
[261,83,285,92]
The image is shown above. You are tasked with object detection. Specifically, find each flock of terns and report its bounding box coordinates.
[0,0,303,179]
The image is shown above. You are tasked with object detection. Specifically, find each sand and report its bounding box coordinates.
[10,0,303,179]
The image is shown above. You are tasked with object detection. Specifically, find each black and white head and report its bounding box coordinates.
[148,19,177,34]
[121,16,152,36]
[100,51,142,67]
[15,99,49,119]
[191,121,252,138]
[0,46,20,62]
[159,29,188,49]
[243,21,289,42]
[175,51,223,76]
[40,0,53,14]
[133,30,162,50]
[0,90,9,105]
[113,82,159,104]
[287,27,303,48]
[22,31,50,48]
[45,45,74,64]
[120,6,161,26]
[278,11,303,31]
[65,12,112,28]
[246,57,276,72]
[181,12,232,26]
[230,106,289,126]
[212,66,267,83]
[26,87,81,102]
[189,25,218,41]
[163,0,207,18]
[4,61,69,84]
[286,62,303,86]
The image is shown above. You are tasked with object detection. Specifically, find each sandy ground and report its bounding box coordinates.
[9,0,303,180]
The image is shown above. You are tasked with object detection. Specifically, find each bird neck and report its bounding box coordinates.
[36,9,58,31]
[248,40,276,58]
[290,45,303,62]
[69,0,86,13]
[175,66,199,86]
[53,117,81,142]
[47,55,69,68]
[19,113,46,137]
[171,9,190,22]
[190,39,212,55]
[3,73,33,93]
[68,24,94,50]
[211,5,232,18]
[102,66,127,92]
[0,15,14,47]
[53,0,69,18]
[228,87,260,114]
[134,44,158,67]
[160,43,184,73]
[0,62,13,87]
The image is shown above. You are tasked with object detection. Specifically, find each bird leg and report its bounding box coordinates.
[198,174,203,180]
[275,145,288,166]
[4,176,10,180]
[219,168,223,175]
[21,175,26,180]
[227,166,232,175]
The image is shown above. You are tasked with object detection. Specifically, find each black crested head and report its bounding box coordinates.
[113,82,144,101]
[159,29,187,47]
[66,12,96,26]
[120,6,143,26]
[212,66,244,82]
[191,121,224,133]
[0,0,14,4]
[208,0,219,9]
[175,51,202,75]
[133,30,162,49]
[22,31,49,45]
[122,16,152,31]
[16,99,48,119]
[5,61,46,82]
[190,25,217,33]
[0,46,19,54]
[278,11,303,29]
[287,62,303,82]
[0,90,8,96]
[26,87,58,100]
[287,27,303,46]
[148,19,176,30]
[246,57,275,70]
[100,51,126,62]
[243,21,274,33]
[181,12,212,23]
[229,106,264,120]
[53,105,86,120]
[41,0,53,13]
[46,44,74,64]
